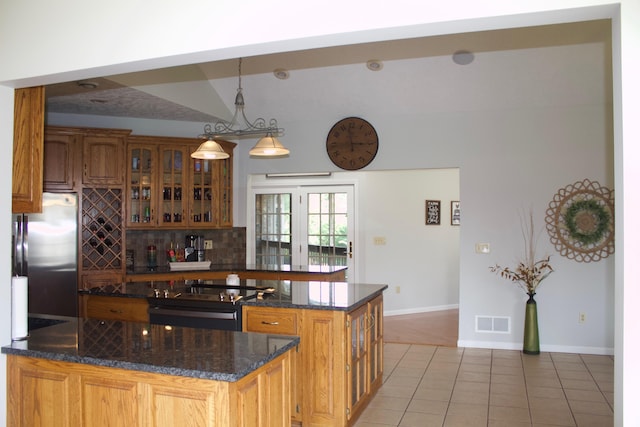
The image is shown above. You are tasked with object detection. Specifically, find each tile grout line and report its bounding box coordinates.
[579,353,615,413]
[549,353,579,427]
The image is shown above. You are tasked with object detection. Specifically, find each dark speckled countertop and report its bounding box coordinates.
[2,317,299,382]
[82,280,388,311]
[128,264,347,275]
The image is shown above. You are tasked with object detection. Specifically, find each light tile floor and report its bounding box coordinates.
[355,344,614,427]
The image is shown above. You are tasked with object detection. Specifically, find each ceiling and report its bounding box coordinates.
[44,20,611,125]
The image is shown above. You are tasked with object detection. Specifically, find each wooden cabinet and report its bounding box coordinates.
[12,86,45,213]
[80,294,149,322]
[127,142,158,226]
[44,129,79,191]
[126,135,235,228]
[243,307,301,423]
[7,350,292,427]
[243,295,384,427]
[82,131,128,186]
[346,294,383,420]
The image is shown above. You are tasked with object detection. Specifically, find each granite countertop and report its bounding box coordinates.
[82,280,388,312]
[128,264,348,275]
[2,317,299,382]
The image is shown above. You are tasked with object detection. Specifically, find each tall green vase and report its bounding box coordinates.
[523,293,540,355]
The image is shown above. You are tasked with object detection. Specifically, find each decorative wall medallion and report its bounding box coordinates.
[545,179,614,263]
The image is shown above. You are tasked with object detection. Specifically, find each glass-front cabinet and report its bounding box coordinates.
[127,145,156,227]
[126,136,235,229]
[160,146,186,227]
[190,157,214,226]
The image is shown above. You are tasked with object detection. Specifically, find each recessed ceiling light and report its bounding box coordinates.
[273,69,289,80]
[452,50,475,65]
[77,81,99,89]
[366,60,383,71]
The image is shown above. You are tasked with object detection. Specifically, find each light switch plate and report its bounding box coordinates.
[475,243,490,254]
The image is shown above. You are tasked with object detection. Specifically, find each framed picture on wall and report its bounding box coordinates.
[451,201,461,226]
[425,200,441,225]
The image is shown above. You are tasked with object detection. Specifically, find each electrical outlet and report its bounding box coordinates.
[204,240,213,250]
[579,312,586,324]
[395,286,401,294]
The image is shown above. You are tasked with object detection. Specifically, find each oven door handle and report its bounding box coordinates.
[149,307,237,320]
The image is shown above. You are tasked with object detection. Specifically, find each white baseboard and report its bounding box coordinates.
[383,304,459,317]
[457,340,614,356]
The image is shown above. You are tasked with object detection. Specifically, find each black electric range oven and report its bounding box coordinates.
[147,282,274,331]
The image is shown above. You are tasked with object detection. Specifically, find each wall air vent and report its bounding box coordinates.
[475,316,510,334]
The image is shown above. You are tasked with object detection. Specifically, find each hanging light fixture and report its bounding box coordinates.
[249,133,290,157]
[191,138,229,159]
[193,58,289,159]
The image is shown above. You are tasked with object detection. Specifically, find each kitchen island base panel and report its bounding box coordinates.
[7,351,291,427]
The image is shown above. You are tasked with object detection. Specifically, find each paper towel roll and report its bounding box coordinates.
[12,276,28,341]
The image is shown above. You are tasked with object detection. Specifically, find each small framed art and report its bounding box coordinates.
[425,200,441,225]
[451,201,461,226]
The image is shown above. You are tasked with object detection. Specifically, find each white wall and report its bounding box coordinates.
[2,1,638,426]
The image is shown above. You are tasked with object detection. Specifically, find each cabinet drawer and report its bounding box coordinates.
[83,295,149,323]
[244,308,298,335]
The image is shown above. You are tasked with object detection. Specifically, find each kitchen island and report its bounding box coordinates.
[2,318,298,427]
[80,280,388,426]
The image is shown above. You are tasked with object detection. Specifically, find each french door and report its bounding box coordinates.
[250,184,355,281]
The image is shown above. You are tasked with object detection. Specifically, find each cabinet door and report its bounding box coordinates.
[12,86,44,213]
[347,304,368,419]
[127,145,157,227]
[83,135,125,186]
[189,156,216,227]
[44,131,78,191]
[368,295,384,389]
[159,146,188,227]
[188,142,234,228]
[218,153,233,227]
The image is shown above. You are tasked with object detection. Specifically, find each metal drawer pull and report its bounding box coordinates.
[261,321,280,325]
[110,309,123,313]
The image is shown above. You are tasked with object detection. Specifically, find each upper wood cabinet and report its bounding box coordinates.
[82,130,129,186]
[12,86,45,213]
[126,135,235,229]
[44,129,79,191]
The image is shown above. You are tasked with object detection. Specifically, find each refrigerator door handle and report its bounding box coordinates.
[22,215,28,275]
[13,215,24,276]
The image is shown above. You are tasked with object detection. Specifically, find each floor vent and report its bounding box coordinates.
[475,316,510,334]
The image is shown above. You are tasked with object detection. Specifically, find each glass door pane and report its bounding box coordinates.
[161,148,184,226]
[307,192,348,268]
[254,193,292,267]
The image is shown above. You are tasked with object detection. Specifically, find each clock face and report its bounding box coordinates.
[326,117,379,170]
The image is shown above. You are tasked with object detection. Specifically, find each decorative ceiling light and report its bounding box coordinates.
[249,133,289,157]
[193,58,288,159]
[191,138,230,159]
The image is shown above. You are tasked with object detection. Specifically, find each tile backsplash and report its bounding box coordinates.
[126,227,246,269]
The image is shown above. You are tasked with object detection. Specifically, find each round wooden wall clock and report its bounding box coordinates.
[326,117,379,170]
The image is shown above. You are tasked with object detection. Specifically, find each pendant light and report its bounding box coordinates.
[249,133,290,157]
[193,58,289,159]
[191,138,230,159]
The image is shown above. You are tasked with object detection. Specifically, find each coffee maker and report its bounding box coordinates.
[185,235,205,262]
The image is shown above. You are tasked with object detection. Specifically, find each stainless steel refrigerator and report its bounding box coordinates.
[12,192,78,317]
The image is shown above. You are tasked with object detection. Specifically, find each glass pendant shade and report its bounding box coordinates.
[249,135,290,157]
[191,138,230,159]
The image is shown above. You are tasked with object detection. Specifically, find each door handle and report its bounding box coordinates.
[349,241,353,259]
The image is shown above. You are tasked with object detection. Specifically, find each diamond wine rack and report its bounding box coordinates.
[82,188,123,270]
